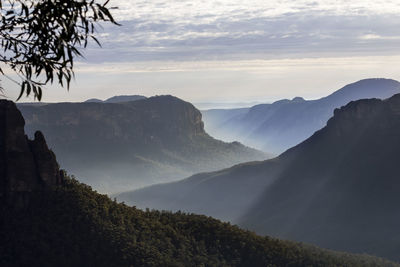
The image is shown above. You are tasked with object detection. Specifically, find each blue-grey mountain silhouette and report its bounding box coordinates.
[120,93,400,261]
[203,78,400,154]
[19,96,266,193]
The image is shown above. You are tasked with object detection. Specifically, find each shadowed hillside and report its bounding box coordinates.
[203,78,400,154]
[1,99,396,267]
[120,93,400,261]
[18,96,267,193]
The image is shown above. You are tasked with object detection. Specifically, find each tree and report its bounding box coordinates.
[0,0,119,100]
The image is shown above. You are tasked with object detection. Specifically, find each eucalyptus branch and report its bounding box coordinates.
[0,0,119,100]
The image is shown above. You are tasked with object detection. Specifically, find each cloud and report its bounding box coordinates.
[75,55,400,75]
[109,0,400,22]
[8,1,400,103]
[11,54,400,103]
[81,0,400,63]
[359,34,400,40]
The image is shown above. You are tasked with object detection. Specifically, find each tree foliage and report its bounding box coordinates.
[0,176,397,267]
[0,0,119,100]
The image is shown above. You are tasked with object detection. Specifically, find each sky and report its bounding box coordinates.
[5,0,400,104]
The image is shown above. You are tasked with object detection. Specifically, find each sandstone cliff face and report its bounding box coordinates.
[0,100,63,205]
[18,95,266,193]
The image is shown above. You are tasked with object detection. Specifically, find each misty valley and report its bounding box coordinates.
[2,0,400,265]
[2,78,400,266]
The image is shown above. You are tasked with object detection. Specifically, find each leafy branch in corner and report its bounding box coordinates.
[0,0,120,100]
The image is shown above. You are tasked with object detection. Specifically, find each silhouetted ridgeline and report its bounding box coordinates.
[0,100,64,207]
[203,78,400,154]
[85,95,147,103]
[1,100,396,266]
[18,95,267,193]
[122,93,400,262]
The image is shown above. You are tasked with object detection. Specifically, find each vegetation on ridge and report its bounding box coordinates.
[0,176,397,267]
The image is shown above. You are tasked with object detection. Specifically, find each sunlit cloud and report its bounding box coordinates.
[359,34,400,40]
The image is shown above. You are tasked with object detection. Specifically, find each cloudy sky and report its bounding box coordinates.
[8,0,400,104]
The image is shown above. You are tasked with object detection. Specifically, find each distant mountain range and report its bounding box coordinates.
[2,99,394,266]
[202,78,400,154]
[85,95,147,103]
[18,96,267,193]
[118,93,400,261]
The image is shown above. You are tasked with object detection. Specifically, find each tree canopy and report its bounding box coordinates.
[1,175,397,266]
[0,0,118,100]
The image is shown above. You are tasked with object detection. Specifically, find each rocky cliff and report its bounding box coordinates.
[18,95,266,193]
[0,100,64,206]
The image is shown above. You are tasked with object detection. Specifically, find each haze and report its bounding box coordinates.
[4,0,400,105]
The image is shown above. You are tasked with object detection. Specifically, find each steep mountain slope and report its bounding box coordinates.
[18,96,266,193]
[203,78,400,154]
[120,93,400,261]
[0,100,396,266]
[0,100,64,203]
[116,160,282,222]
[240,94,400,261]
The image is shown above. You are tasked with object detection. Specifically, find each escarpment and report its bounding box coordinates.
[0,100,64,206]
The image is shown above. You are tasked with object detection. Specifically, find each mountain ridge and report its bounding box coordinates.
[0,100,64,206]
[203,78,400,154]
[121,93,400,261]
[85,94,147,103]
[18,95,267,193]
[1,98,395,266]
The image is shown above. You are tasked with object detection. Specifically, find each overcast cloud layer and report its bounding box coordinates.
[83,0,400,62]
[7,0,400,103]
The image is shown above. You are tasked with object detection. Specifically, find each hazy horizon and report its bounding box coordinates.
[1,0,400,103]
[2,1,400,264]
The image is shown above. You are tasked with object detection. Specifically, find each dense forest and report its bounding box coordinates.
[0,176,397,267]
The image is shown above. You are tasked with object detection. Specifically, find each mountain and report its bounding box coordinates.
[104,95,147,103]
[84,98,103,103]
[18,96,266,193]
[0,100,64,206]
[0,99,396,267]
[85,95,147,103]
[203,78,400,154]
[239,93,400,261]
[119,93,400,261]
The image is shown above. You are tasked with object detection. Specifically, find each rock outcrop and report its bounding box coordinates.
[18,95,267,193]
[0,100,64,206]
